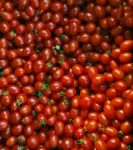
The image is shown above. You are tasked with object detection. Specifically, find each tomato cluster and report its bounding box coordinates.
[0,0,133,150]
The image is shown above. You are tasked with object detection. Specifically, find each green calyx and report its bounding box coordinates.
[0,67,3,77]
[84,128,88,135]
[48,100,53,106]
[18,146,25,150]
[60,91,65,96]
[41,83,49,90]
[47,61,53,67]
[18,136,24,143]
[118,130,124,138]
[54,45,64,54]
[39,119,46,126]
[106,50,111,56]
[100,126,105,132]
[36,10,42,16]
[64,98,70,105]
[34,91,43,98]
[16,99,22,107]
[35,46,41,53]
[3,90,9,96]
[68,118,73,124]
[33,29,39,35]
[87,61,94,66]
[10,30,16,37]
[91,136,97,142]
[32,110,37,118]
[60,34,66,40]
[127,145,132,150]
[77,138,84,145]
[58,58,64,65]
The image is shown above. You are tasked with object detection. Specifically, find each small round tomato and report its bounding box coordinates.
[103,104,115,120]
[27,135,39,149]
[94,139,107,150]
[79,95,93,109]
[87,120,97,132]
[107,138,120,150]
[62,138,74,149]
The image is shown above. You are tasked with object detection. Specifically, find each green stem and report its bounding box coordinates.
[60,91,65,96]
[41,83,49,90]
[77,138,84,145]
[64,98,70,105]
[16,99,22,107]
[34,91,43,98]
[10,30,16,37]
[54,45,64,54]
[3,90,9,96]
[118,130,124,138]
[47,61,53,67]
[68,118,73,124]
[127,145,132,150]
[32,110,37,118]
[39,119,46,126]
[0,67,3,77]
[18,136,25,143]
[106,50,111,56]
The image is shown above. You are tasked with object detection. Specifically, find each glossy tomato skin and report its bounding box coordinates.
[103,104,115,120]
[79,95,93,109]
[27,135,39,149]
[48,135,59,149]
[62,138,74,149]
[0,120,9,132]
[94,139,107,150]
[107,138,120,150]
[0,0,133,149]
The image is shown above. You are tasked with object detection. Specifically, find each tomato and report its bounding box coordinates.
[127,90,133,101]
[0,110,10,121]
[0,0,132,149]
[0,120,9,132]
[49,135,59,149]
[79,95,93,109]
[6,136,16,147]
[95,93,106,104]
[62,138,74,149]
[24,125,34,136]
[33,59,45,73]
[92,74,104,86]
[64,124,75,137]
[10,112,22,125]
[120,40,133,52]
[39,0,51,11]
[111,97,124,109]
[112,69,124,80]
[119,52,132,63]
[120,121,133,134]
[73,116,83,128]
[50,81,63,92]
[123,101,133,118]
[107,138,120,150]
[87,120,97,132]
[0,77,8,87]
[103,104,115,120]
[27,135,39,149]
[11,124,23,136]
[94,139,107,150]
[54,121,64,136]
[105,126,118,137]
[98,112,110,126]
[72,64,84,76]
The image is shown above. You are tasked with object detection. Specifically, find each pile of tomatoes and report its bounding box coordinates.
[0,0,133,149]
